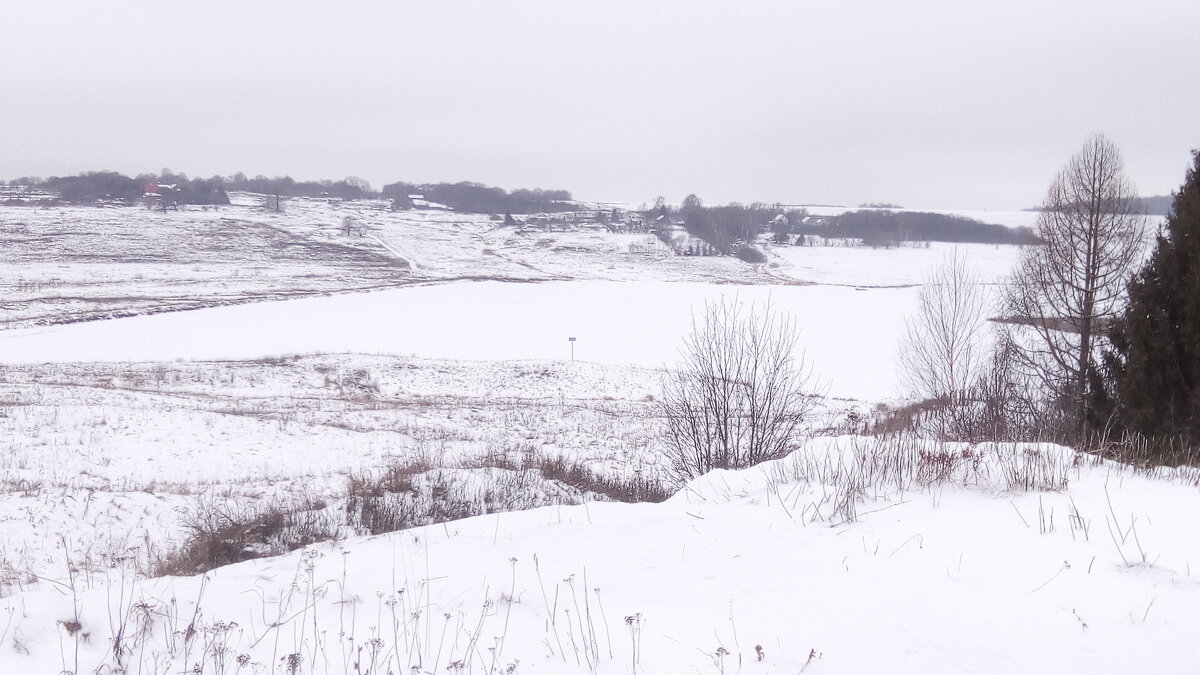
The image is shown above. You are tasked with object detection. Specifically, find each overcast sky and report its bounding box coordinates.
[2,1,1197,209]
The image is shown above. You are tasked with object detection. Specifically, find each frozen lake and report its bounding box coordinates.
[0,280,928,401]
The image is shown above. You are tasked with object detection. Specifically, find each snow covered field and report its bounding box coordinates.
[0,234,1020,402]
[0,356,675,594]
[0,281,913,401]
[0,202,1197,673]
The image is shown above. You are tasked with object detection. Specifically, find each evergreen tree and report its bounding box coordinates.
[1104,150,1200,447]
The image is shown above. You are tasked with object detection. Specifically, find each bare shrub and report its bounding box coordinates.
[344,456,434,498]
[952,332,1076,443]
[346,466,574,535]
[734,246,767,263]
[915,446,986,486]
[460,448,670,503]
[661,299,818,482]
[531,454,670,503]
[897,250,990,438]
[156,497,338,576]
[890,327,1084,445]
[345,451,671,536]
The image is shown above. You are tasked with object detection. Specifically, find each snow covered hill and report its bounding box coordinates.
[0,199,1035,330]
[0,201,1195,673]
[1,437,1197,673]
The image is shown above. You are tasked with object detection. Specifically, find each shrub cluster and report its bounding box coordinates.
[156,451,671,575]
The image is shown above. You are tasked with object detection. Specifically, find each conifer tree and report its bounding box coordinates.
[1104,150,1200,447]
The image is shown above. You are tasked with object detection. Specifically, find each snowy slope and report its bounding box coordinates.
[0,199,1035,331]
[1,438,1197,673]
[0,201,1194,674]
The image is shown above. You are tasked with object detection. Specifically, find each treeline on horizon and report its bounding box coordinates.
[1,170,573,214]
[673,195,1037,250]
[813,208,1037,245]
[1026,193,1174,218]
[380,182,571,214]
[4,171,234,205]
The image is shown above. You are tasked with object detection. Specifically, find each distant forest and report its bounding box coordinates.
[809,209,1037,246]
[380,181,571,214]
[672,195,1036,251]
[4,171,232,205]
[0,170,572,214]
[1138,195,1173,216]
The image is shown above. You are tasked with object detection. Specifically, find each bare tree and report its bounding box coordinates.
[897,249,990,436]
[660,299,818,482]
[964,329,1071,442]
[1002,133,1145,431]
